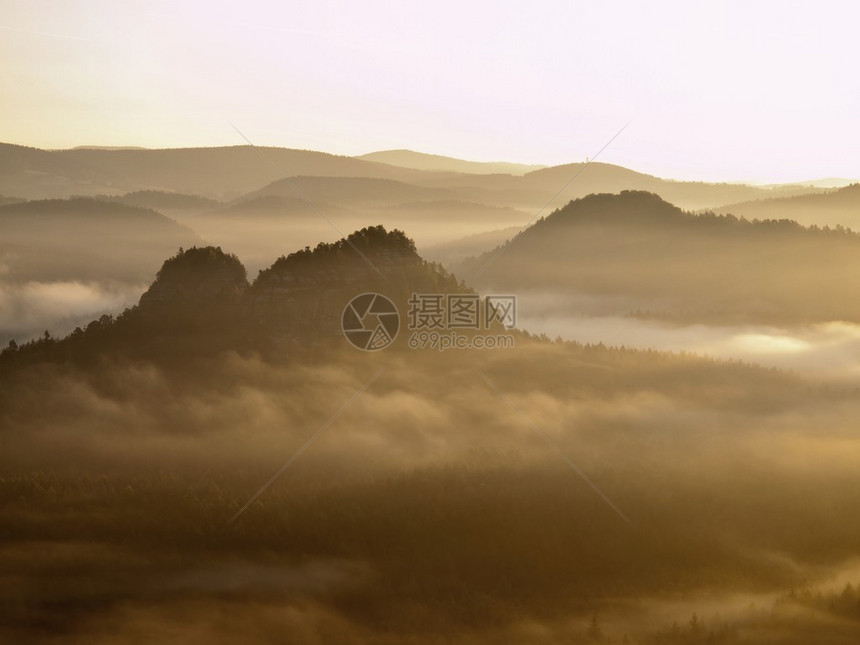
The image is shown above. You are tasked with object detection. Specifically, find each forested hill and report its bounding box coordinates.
[461,190,860,324]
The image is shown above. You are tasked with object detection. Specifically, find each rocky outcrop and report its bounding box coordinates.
[133,228,466,352]
[248,226,464,340]
[138,246,248,309]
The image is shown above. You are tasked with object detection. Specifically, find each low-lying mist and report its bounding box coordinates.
[0,279,145,343]
[3,340,860,642]
[3,211,860,643]
[516,290,860,381]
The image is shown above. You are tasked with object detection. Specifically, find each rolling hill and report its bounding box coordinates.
[94,189,221,214]
[242,175,456,207]
[0,143,430,200]
[1,142,823,214]
[420,225,522,265]
[0,197,201,285]
[212,180,533,261]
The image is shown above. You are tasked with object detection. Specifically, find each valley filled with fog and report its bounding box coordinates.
[5,2,860,641]
[2,141,860,644]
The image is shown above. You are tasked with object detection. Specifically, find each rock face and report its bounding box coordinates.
[138,246,249,309]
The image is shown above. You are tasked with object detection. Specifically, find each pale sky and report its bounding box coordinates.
[1,0,857,183]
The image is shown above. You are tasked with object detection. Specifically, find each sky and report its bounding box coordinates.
[0,0,858,183]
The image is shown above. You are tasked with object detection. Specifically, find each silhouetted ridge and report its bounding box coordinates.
[251,226,464,342]
[254,225,419,286]
[1,227,467,363]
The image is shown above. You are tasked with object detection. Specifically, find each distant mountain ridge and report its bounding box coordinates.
[460,190,860,324]
[93,189,220,212]
[356,149,545,175]
[716,183,860,229]
[243,175,456,206]
[0,142,823,211]
[0,143,428,200]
